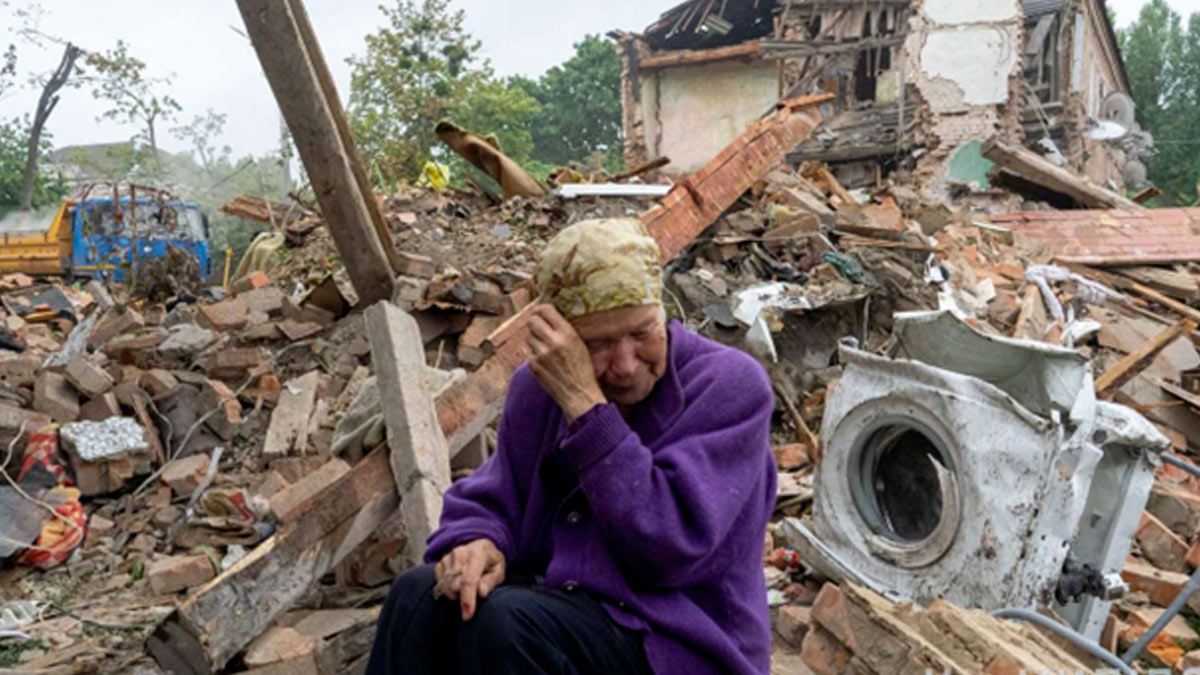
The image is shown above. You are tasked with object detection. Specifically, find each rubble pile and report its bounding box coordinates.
[2,144,1200,673]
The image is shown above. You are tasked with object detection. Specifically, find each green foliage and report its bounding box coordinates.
[1119,0,1200,204]
[510,35,624,170]
[0,116,64,215]
[171,109,232,176]
[0,638,48,668]
[348,3,624,186]
[85,40,181,171]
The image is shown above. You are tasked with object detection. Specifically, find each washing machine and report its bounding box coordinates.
[787,310,1166,640]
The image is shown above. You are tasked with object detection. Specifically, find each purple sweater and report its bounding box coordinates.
[425,320,776,674]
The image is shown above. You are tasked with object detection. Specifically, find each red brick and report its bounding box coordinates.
[104,330,169,361]
[1147,485,1200,540]
[397,251,436,279]
[79,393,122,421]
[239,286,286,317]
[160,454,212,497]
[198,379,242,440]
[33,371,80,423]
[801,625,853,675]
[232,271,270,295]
[1137,511,1191,572]
[457,315,501,368]
[1123,562,1200,613]
[775,604,812,648]
[197,297,249,331]
[773,443,811,471]
[64,358,115,398]
[810,583,857,649]
[147,554,216,595]
[140,369,180,398]
[203,347,271,379]
[88,307,144,348]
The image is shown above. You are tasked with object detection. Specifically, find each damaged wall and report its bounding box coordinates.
[1061,0,1129,189]
[903,0,1024,196]
[640,60,781,172]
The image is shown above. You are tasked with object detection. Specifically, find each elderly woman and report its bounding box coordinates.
[366,219,776,675]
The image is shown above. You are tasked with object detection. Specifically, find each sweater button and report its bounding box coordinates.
[564,580,578,591]
[566,511,582,525]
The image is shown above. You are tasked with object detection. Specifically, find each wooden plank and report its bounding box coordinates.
[1114,266,1200,303]
[981,137,1141,210]
[365,301,450,568]
[286,0,401,275]
[237,0,395,306]
[147,446,396,674]
[1095,318,1198,399]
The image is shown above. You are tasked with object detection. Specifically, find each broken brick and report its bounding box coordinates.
[232,271,270,295]
[773,443,810,471]
[198,297,249,331]
[775,604,813,649]
[268,458,350,523]
[88,307,144,348]
[160,454,212,497]
[157,324,218,358]
[64,358,115,398]
[1137,511,1190,573]
[457,315,500,368]
[397,251,436,279]
[147,554,216,595]
[79,393,122,421]
[1122,562,1200,614]
[809,584,857,650]
[0,356,41,388]
[277,319,323,342]
[240,286,287,317]
[1147,486,1200,540]
[33,371,80,423]
[254,470,291,501]
[140,369,180,398]
[203,347,271,379]
[105,330,170,363]
[198,379,243,440]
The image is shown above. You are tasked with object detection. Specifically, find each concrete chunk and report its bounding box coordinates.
[262,371,320,458]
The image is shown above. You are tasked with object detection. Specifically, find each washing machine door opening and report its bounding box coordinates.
[851,421,961,568]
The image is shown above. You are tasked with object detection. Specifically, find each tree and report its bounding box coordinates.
[0,44,15,98]
[511,35,623,170]
[171,109,231,178]
[19,42,80,210]
[348,0,540,182]
[86,40,181,177]
[0,116,63,215]
[1119,0,1200,204]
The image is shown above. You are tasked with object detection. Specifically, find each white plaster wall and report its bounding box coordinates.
[922,0,1021,25]
[642,61,780,172]
[920,28,1019,106]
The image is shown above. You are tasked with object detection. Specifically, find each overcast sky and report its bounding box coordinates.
[0,0,1197,162]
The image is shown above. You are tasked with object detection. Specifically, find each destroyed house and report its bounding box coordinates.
[615,0,1146,196]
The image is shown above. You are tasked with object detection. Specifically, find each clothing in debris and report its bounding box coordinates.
[425,320,777,675]
[536,218,664,320]
[365,564,653,674]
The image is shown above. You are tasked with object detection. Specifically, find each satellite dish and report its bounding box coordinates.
[1084,119,1129,141]
[1101,92,1137,129]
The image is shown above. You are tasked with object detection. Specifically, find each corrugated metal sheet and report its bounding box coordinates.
[991,208,1200,265]
[1025,0,1065,18]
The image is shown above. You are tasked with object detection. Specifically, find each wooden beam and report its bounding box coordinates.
[237,0,396,306]
[639,40,764,70]
[365,302,450,568]
[286,0,402,276]
[981,137,1142,210]
[1095,317,1197,399]
[1114,266,1200,304]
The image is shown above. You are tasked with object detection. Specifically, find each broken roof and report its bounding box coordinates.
[995,208,1200,266]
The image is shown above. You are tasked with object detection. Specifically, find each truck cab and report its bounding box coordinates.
[0,191,211,282]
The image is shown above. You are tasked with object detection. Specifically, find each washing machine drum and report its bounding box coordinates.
[807,348,1083,610]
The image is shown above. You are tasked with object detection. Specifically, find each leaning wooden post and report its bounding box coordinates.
[365,301,451,568]
[237,0,397,305]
